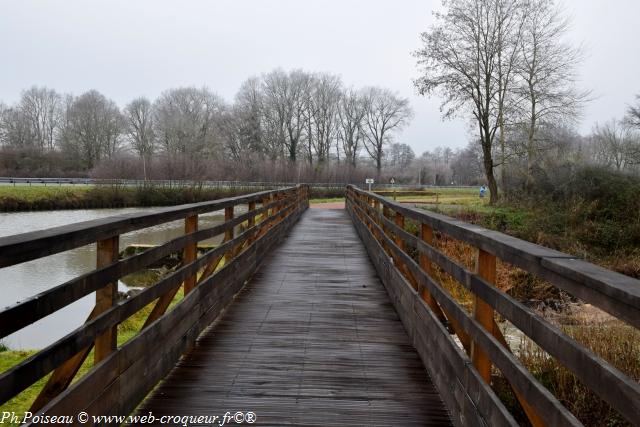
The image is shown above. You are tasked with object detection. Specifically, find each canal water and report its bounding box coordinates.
[0,207,237,350]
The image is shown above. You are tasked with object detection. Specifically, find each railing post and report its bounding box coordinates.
[224,206,234,263]
[473,249,496,382]
[382,205,391,227]
[95,235,119,363]
[248,201,256,243]
[263,195,271,218]
[419,224,440,309]
[420,223,472,353]
[183,214,198,295]
[394,212,405,251]
[373,200,381,238]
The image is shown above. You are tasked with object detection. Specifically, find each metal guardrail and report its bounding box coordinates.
[0,177,476,190]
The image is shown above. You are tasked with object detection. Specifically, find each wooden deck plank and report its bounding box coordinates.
[135,209,451,426]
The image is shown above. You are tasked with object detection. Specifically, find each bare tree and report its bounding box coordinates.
[415,0,523,204]
[234,77,264,155]
[262,69,310,162]
[60,90,124,169]
[591,120,640,170]
[19,86,62,150]
[626,95,640,129]
[124,97,155,180]
[0,105,32,148]
[515,0,588,189]
[495,0,526,192]
[308,73,342,165]
[361,87,412,173]
[386,143,415,168]
[337,88,367,167]
[153,87,223,157]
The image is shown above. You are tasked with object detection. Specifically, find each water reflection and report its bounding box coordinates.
[0,206,240,349]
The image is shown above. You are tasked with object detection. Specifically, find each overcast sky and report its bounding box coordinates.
[1,0,639,154]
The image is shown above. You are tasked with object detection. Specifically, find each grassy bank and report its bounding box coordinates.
[0,185,250,211]
[0,185,346,212]
[0,289,184,425]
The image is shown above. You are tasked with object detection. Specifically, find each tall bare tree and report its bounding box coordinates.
[124,97,155,180]
[337,88,367,167]
[262,69,311,162]
[153,87,223,157]
[61,90,124,169]
[362,87,412,173]
[308,73,342,165]
[19,86,62,150]
[234,77,264,155]
[415,0,527,204]
[515,0,588,188]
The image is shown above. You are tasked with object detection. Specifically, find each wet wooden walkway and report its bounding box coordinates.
[136,209,451,426]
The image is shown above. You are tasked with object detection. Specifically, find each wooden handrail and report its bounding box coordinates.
[0,185,310,418]
[346,185,639,426]
[0,188,293,268]
[348,186,640,328]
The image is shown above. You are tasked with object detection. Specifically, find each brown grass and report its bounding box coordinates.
[517,324,640,426]
[398,222,638,426]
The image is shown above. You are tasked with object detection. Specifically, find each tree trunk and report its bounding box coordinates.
[525,85,537,192]
[480,121,499,205]
[499,114,506,196]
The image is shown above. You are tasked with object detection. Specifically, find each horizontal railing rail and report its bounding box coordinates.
[0,184,309,420]
[346,185,639,427]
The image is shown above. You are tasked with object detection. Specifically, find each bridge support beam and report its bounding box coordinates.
[472,249,495,383]
[224,207,234,262]
[95,235,119,363]
[184,215,198,295]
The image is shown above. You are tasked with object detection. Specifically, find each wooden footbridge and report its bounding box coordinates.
[1,185,638,426]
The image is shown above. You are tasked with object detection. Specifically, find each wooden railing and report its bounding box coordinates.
[0,185,309,423]
[346,185,639,427]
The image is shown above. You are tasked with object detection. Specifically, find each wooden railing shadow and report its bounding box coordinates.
[346,185,639,427]
[0,185,309,424]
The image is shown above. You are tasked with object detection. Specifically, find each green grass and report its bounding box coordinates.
[309,197,345,204]
[0,185,91,201]
[0,289,185,424]
[0,185,254,211]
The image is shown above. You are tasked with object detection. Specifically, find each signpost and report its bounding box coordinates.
[390,177,396,200]
[365,178,374,192]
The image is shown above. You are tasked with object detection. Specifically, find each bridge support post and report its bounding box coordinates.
[472,249,496,382]
[95,235,119,363]
[224,207,234,263]
[184,215,198,295]
[420,224,472,353]
[394,212,404,251]
[373,200,381,239]
[248,201,256,243]
[419,225,447,316]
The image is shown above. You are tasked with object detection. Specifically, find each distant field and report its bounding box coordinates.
[389,187,489,209]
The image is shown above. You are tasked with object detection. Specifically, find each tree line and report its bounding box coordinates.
[0,70,413,182]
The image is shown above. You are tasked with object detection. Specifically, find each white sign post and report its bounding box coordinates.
[365,178,374,192]
[390,177,396,200]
